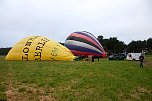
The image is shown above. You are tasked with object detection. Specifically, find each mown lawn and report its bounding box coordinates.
[0,55,152,101]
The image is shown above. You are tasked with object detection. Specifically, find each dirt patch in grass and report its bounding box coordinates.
[130,86,152,100]
[5,83,57,101]
[145,61,152,68]
[130,92,140,100]
[117,90,132,101]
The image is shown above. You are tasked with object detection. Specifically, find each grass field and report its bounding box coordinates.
[0,55,152,101]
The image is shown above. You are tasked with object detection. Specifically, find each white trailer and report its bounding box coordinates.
[126,53,142,61]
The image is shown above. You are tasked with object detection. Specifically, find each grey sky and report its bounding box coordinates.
[0,0,152,47]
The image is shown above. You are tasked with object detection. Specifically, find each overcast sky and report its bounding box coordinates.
[0,0,152,47]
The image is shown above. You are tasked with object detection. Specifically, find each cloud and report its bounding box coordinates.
[0,0,152,47]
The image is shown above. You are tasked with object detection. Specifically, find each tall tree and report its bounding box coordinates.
[127,40,146,53]
[97,36,126,54]
[147,38,152,54]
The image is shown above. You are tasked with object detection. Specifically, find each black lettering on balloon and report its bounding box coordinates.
[23,47,29,53]
[25,41,32,46]
[22,36,40,60]
[41,38,50,43]
[34,38,50,60]
[34,52,41,57]
[22,54,28,60]
[28,36,40,41]
[36,46,42,51]
[51,48,58,56]
[37,42,45,48]
[34,52,42,60]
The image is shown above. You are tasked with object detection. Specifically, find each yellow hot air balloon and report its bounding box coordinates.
[5,36,75,61]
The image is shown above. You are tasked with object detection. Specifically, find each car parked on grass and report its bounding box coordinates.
[108,53,126,60]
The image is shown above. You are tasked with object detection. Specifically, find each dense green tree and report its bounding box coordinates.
[97,36,126,54]
[0,47,12,55]
[97,35,104,44]
[127,40,147,53]
[147,38,152,54]
[97,35,152,54]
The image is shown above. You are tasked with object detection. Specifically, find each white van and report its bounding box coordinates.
[126,53,142,61]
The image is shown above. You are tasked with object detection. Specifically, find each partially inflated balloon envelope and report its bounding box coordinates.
[65,31,106,57]
[5,36,75,61]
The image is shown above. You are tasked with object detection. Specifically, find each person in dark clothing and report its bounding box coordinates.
[92,56,94,62]
[139,54,144,68]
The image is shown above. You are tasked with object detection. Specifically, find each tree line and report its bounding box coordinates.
[0,47,12,55]
[97,35,152,55]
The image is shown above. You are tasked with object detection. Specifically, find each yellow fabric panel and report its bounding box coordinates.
[5,36,75,61]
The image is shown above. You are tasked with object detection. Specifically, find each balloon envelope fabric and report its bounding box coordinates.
[65,31,105,57]
[5,36,75,61]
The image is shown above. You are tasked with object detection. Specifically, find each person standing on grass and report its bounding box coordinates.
[97,56,99,61]
[139,53,144,68]
[92,56,94,62]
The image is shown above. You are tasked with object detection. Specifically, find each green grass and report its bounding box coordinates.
[0,55,152,101]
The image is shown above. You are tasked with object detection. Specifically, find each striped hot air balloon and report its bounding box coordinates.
[65,31,106,57]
